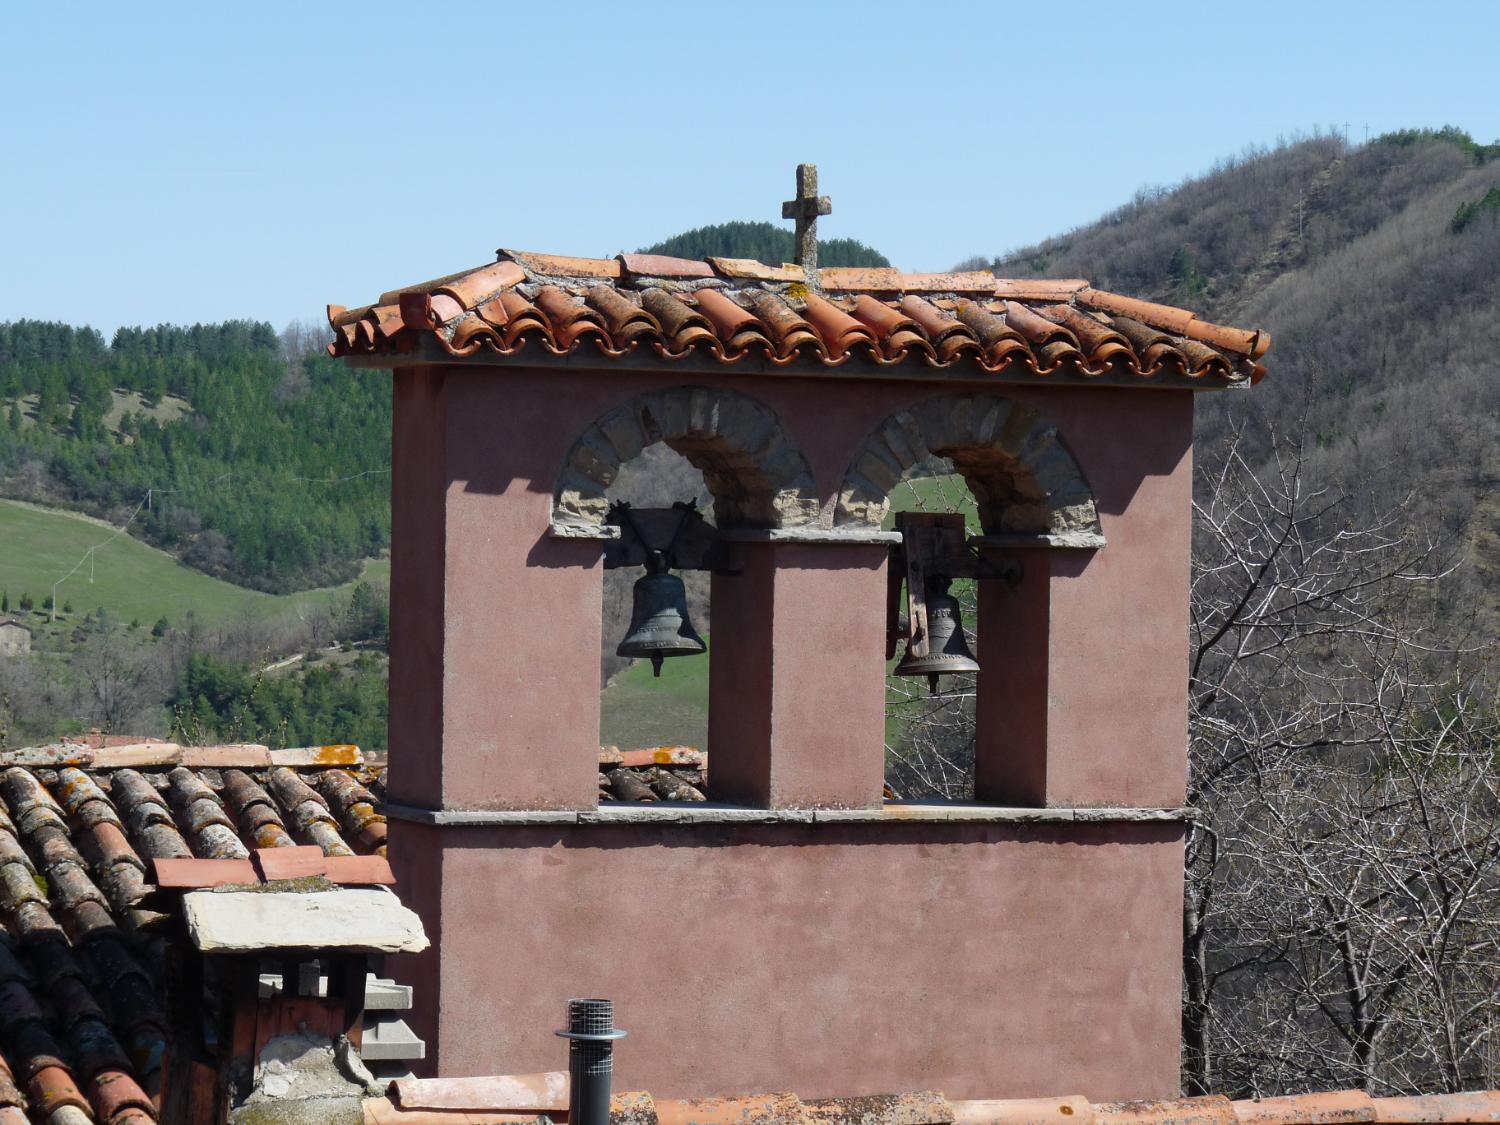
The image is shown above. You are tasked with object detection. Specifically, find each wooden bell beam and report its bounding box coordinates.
[888,513,971,658]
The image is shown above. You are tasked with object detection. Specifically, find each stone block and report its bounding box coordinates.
[854,448,903,494]
[1029,444,1085,495]
[879,413,929,469]
[1013,425,1060,470]
[359,1018,426,1062]
[598,408,647,463]
[996,403,1043,459]
[972,397,1014,445]
[567,430,619,487]
[688,387,715,435]
[183,888,429,954]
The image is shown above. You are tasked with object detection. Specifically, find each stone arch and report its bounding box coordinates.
[834,393,1101,539]
[552,386,819,532]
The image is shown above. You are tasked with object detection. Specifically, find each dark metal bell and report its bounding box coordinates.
[617,566,706,677]
[895,577,980,694]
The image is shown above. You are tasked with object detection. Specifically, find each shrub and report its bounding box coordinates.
[1451,186,1500,233]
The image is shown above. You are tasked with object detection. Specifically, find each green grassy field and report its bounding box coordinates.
[0,498,388,636]
[600,637,711,750]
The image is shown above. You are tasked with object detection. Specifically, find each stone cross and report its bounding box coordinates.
[781,163,832,273]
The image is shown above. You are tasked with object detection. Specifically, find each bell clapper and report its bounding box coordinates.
[651,655,664,678]
[928,673,940,695]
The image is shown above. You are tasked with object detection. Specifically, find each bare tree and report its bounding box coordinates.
[68,624,166,734]
[1183,423,1498,1096]
[884,467,979,800]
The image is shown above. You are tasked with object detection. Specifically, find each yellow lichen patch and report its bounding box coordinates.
[315,745,362,765]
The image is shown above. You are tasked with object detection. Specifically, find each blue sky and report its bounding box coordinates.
[4,1,1498,335]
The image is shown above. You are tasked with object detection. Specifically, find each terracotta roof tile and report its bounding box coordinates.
[364,1087,1500,1125]
[802,293,876,361]
[329,250,1267,385]
[993,279,1089,302]
[707,258,805,283]
[901,272,998,296]
[599,749,708,804]
[851,296,933,364]
[500,249,622,279]
[1372,1094,1500,1123]
[1233,1093,1374,1125]
[1076,288,1196,336]
[640,290,717,358]
[820,267,907,292]
[619,254,717,281]
[1095,1098,1236,1125]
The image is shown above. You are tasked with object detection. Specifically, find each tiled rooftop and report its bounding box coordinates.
[328,251,1269,386]
[0,737,388,1125]
[599,747,706,803]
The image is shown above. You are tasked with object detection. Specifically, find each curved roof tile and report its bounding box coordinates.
[328,250,1269,386]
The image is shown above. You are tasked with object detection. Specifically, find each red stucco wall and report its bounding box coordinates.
[386,362,1198,1098]
[388,366,1193,811]
[393,818,1185,1100]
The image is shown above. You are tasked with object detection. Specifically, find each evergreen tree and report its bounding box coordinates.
[639,220,891,268]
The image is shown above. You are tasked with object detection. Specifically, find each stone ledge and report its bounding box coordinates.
[717,527,902,545]
[971,531,1107,550]
[547,521,622,540]
[383,804,581,826]
[383,802,1194,827]
[546,523,902,545]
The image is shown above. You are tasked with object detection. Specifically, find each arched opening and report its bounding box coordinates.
[834,393,1101,541]
[565,387,816,804]
[883,460,981,801]
[598,442,713,772]
[843,394,1104,802]
[553,386,818,534]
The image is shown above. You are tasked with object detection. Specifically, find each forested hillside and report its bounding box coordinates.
[0,320,389,591]
[978,127,1500,623]
[639,219,889,266]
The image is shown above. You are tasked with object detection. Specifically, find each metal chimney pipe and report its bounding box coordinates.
[556,998,627,1125]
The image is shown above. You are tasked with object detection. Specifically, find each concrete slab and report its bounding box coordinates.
[360,1018,426,1061]
[183,887,429,954]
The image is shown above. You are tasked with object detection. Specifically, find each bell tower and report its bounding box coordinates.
[329,219,1268,1099]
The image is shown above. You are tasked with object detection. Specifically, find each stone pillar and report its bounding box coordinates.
[708,538,890,809]
[388,367,604,813]
[973,544,1053,806]
[974,534,1188,809]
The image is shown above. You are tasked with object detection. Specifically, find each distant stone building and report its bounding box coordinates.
[0,619,31,658]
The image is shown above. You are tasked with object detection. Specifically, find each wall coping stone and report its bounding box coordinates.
[971,531,1108,550]
[717,528,903,545]
[383,802,1194,827]
[548,522,903,544]
[548,521,622,540]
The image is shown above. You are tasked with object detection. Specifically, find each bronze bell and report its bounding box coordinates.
[617,553,706,677]
[895,576,980,694]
